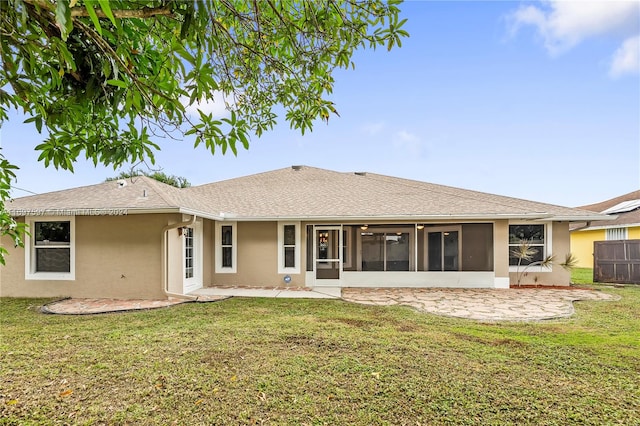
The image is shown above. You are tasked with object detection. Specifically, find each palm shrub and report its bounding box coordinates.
[511,239,579,286]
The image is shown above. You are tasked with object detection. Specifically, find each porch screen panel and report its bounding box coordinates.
[386,233,410,271]
[343,226,357,271]
[306,225,314,271]
[428,232,442,271]
[362,233,384,271]
[443,231,459,271]
[461,224,493,271]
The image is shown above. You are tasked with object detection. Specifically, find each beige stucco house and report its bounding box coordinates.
[1,166,608,299]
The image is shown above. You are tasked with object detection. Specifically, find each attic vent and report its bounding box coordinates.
[291,165,303,171]
[354,172,367,176]
[116,179,127,188]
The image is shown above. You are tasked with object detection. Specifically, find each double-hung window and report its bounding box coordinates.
[278,222,300,273]
[26,217,75,280]
[215,221,237,273]
[508,224,549,268]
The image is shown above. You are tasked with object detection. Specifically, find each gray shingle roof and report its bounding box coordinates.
[7,176,183,214]
[8,166,608,221]
[570,190,640,230]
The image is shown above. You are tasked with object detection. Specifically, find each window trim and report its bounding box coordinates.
[508,222,552,273]
[25,216,75,281]
[278,221,300,274]
[215,221,237,273]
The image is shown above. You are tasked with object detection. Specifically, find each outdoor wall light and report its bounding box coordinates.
[417,224,425,230]
[360,225,368,230]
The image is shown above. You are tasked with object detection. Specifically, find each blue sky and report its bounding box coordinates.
[1,0,639,207]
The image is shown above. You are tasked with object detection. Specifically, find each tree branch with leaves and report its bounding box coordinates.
[0,0,408,262]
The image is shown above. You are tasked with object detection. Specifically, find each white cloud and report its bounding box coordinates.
[179,91,232,118]
[361,121,386,136]
[392,130,423,157]
[610,35,640,78]
[508,0,639,76]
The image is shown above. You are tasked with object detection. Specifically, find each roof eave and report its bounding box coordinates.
[9,206,225,221]
[572,221,640,232]
[548,214,618,222]
[218,213,556,222]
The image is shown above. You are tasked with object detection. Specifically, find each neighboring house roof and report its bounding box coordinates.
[8,166,609,222]
[571,190,640,231]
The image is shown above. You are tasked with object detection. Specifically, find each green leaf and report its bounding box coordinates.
[84,1,102,36]
[97,0,117,27]
[106,79,128,88]
[55,0,73,41]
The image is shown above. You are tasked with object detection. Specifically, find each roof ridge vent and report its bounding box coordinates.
[354,172,367,176]
[291,165,303,171]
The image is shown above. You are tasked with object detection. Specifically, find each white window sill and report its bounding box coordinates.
[278,268,300,275]
[216,267,237,274]
[26,272,75,281]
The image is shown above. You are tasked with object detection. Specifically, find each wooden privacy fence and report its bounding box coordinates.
[594,239,640,284]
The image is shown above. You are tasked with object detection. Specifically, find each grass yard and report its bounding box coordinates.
[571,268,595,285]
[1,286,639,425]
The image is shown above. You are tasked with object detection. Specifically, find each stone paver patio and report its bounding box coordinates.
[341,288,619,321]
[41,287,619,321]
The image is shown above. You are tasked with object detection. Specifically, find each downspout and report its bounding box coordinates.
[162,215,198,300]
[571,221,592,232]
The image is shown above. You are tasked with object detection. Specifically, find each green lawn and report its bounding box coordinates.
[1,287,639,425]
[571,268,595,285]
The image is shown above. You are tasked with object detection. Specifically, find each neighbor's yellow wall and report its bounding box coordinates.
[0,214,181,299]
[570,229,605,269]
[629,226,640,239]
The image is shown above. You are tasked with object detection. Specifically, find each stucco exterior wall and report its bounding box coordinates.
[0,213,180,299]
[628,226,640,239]
[493,220,510,286]
[210,221,307,287]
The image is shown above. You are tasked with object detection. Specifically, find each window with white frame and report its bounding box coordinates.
[26,217,75,280]
[278,222,300,273]
[605,227,628,240]
[215,221,237,273]
[508,224,548,267]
